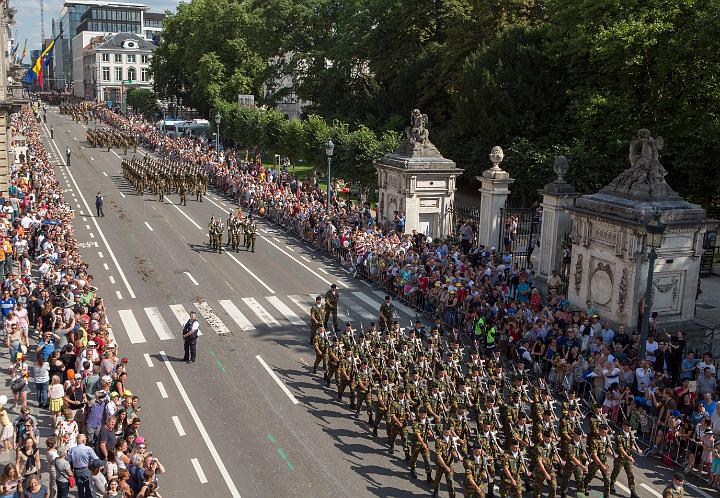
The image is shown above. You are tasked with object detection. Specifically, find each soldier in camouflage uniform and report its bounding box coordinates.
[463,444,489,498]
[499,439,526,498]
[379,295,394,332]
[354,361,373,423]
[662,472,685,498]
[387,389,410,458]
[309,296,323,345]
[313,327,329,374]
[432,424,457,498]
[559,427,588,498]
[585,424,613,498]
[532,430,558,498]
[409,406,434,485]
[610,420,640,498]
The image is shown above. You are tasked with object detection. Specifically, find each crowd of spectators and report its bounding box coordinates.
[0,104,164,498]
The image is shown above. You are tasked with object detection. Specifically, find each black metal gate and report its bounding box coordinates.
[700,230,717,277]
[450,200,482,241]
[498,204,542,268]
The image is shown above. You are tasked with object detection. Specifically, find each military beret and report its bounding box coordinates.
[673,472,685,481]
[573,428,583,436]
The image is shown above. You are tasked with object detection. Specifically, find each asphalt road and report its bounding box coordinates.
[38,108,716,498]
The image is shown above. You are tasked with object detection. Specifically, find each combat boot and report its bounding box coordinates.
[404,450,410,461]
[630,492,640,498]
[409,469,417,479]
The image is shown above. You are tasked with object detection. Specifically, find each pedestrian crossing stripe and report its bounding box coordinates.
[242,297,281,327]
[113,292,426,345]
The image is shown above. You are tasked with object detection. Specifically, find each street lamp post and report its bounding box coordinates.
[325,138,334,212]
[638,212,667,359]
[215,112,221,162]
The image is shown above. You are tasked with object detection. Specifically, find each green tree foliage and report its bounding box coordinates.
[125,88,157,117]
[153,0,720,204]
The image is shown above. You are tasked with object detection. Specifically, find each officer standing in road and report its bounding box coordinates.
[309,296,323,344]
[66,146,71,166]
[95,192,104,218]
[379,295,394,332]
[182,311,200,364]
[50,125,54,139]
[662,472,685,498]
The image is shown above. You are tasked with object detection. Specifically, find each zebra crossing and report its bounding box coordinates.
[113,291,419,345]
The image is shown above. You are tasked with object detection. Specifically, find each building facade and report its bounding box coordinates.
[77,32,155,103]
[55,1,162,92]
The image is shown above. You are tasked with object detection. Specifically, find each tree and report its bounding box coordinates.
[126,88,157,117]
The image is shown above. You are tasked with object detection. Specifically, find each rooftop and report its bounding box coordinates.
[61,0,149,15]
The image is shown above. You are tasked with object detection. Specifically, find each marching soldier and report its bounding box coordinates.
[337,348,356,406]
[245,216,256,252]
[432,424,457,498]
[372,376,393,438]
[662,472,685,498]
[585,424,613,498]
[533,430,559,498]
[464,444,489,498]
[313,327,329,374]
[409,406,434,485]
[379,295,394,332]
[499,439,527,498]
[387,388,410,458]
[309,296,323,345]
[610,420,640,498]
[324,284,339,333]
[559,428,588,498]
[354,361,373,422]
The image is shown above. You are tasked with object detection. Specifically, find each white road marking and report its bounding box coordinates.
[172,416,186,436]
[119,192,126,198]
[353,291,384,312]
[371,291,416,316]
[615,482,631,494]
[194,301,230,335]
[117,309,146,344]
[266,296,305,325]
[686,482,715,498]
[318,267,329,274]
[288,295,314,313]
[145,307,176,340]
[224,252,275,294]
[169,304,190,326]
[43,122,136,298]
[116,291,123,300]
[203,196,228,214]
[261,236,338,287]
[301,255,312,262]
[103,263,109,270]
[144,353,154,368]
[82,217,87,222]
[109,276,115,284]
[184,272,199,286]
[94,242,99,247]
[89,232,95,238]
[86,224,90,229]
[144,222,153,231]
[98,252,104,258]
[110,150,122,160]
[159,352,241,496]
[191,457,208,484]
[164,196,203,229]
[241,298,281,327]
[90,157,94,161]
[640,483,663,498]
[102,171,107,177]
[218,300,255,331]
[156,381,168,399]
[256,355,299,405]
[81,146,85,149]
[73,137,77,141]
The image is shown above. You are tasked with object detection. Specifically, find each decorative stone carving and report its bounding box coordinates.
[618,268,628,312]
[489,146,504,167]
[395,109,443,158]
[590,261,615,307]
[602,129,679,200]
[592,226,617,246]
[553,155,569,183]
[574,254,583,295]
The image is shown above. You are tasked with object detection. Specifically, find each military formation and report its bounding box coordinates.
[59,101,99,125]
[208,211,256,253]
[86,127,138,153]
[121,156,208,203]
[309,287,653,498]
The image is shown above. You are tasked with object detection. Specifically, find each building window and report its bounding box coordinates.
[101,53,109,63]
[141,67,149,82]
[141,55,149,64]
[127,67,136,81]
[114,54,122,63]
[102,67,110,81]
[127,54,136,63]
[115,67,123,81]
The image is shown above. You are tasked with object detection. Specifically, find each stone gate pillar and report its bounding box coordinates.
[477,146,514,248]
[535,156,580,296]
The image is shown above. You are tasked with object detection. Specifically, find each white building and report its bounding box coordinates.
[74,32,155,103]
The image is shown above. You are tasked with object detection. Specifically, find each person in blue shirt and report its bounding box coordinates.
[68,434,100,498]
[0,289,16,324]
[700,392,717,417]
[35,330,56,361]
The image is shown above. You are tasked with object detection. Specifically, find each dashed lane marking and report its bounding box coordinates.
[184,272,199,286]
[103,263,109,270]
[144,222,153,231]
[172,416,186,436]
[144,353,154,368]
[191,458,208,484]
[102,171,107,176]
[108,276,115,284]
[98,252,104,258]
[224,252,275,294]
[116,290,123,300]
[156,381,168,399]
